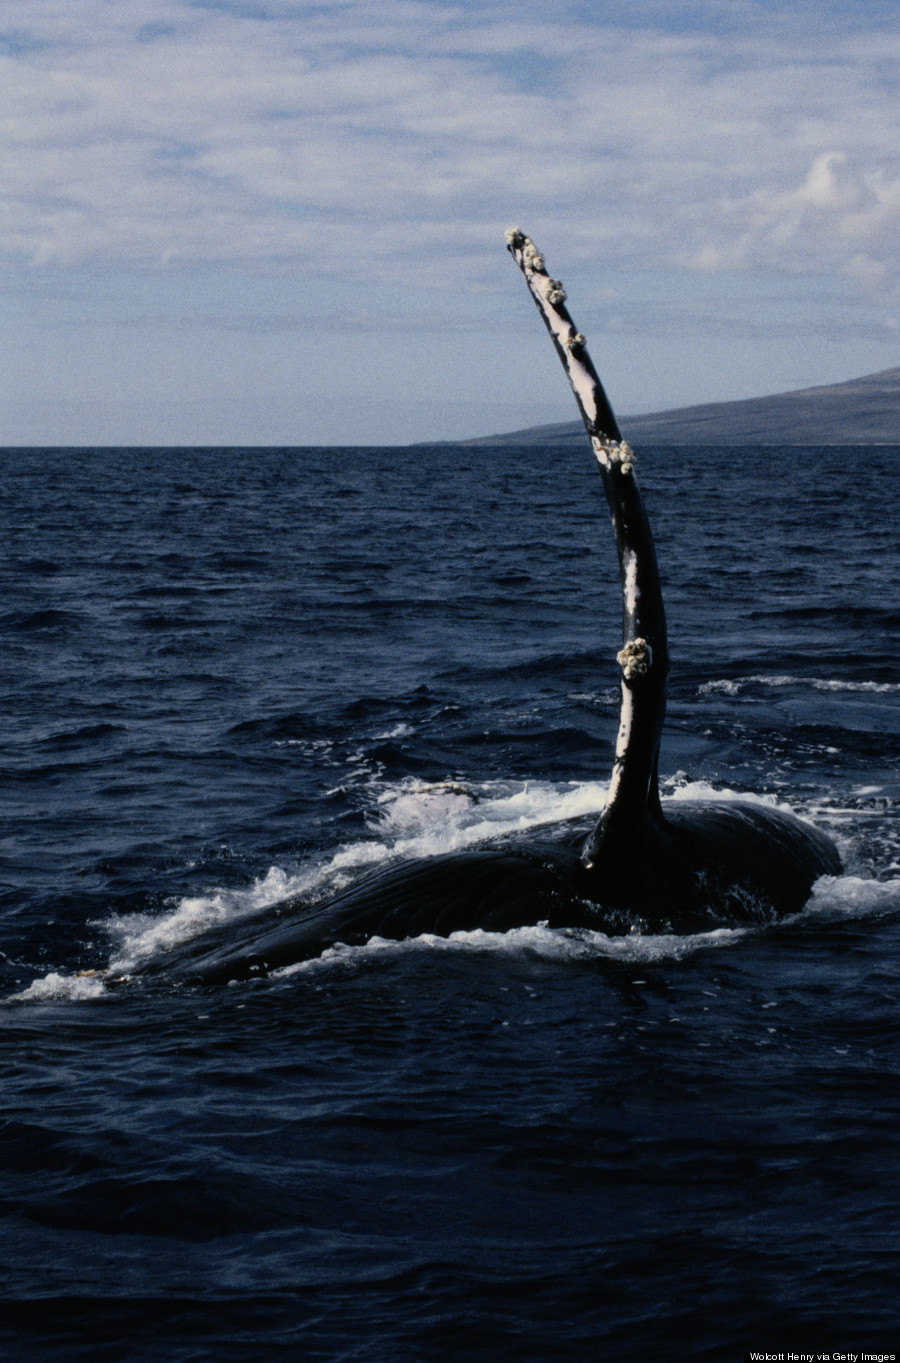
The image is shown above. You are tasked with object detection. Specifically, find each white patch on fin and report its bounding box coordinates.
[508,231,600,426]
[623,548,640,615]
[605,683,634,807]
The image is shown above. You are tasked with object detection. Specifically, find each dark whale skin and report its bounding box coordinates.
[130,799,839,986]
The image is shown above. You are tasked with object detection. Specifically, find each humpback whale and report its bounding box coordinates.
[127,231,840,986]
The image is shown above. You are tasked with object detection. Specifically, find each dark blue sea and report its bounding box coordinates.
[1,444,898,1362]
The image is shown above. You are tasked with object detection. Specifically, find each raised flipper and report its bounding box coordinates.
[506,229,668,894]
[506,229,840,911]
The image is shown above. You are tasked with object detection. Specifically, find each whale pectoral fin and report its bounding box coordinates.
[507,231,668,870]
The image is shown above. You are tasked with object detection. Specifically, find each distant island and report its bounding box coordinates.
[462,365,900,446]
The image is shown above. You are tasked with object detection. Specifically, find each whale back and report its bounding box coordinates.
[129,842,589,985]
[626,797,841,931]
[125,798,839,985]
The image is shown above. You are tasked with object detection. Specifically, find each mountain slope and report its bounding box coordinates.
[467,366,900,446]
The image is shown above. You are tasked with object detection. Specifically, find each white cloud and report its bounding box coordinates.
[1,0,898,299]
[3,0,900,444]
[683,150,900,293]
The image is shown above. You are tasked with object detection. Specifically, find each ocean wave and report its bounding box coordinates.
[0,608,81,633]
[699,674,900,697]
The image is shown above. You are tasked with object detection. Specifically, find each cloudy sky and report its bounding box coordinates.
[3,0,899,445]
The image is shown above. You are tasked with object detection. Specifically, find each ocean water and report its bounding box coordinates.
[1,443,898,1361]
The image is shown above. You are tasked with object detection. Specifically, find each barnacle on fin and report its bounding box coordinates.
[617,638,652,680]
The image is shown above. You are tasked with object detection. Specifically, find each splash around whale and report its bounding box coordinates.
[117,231,840,987]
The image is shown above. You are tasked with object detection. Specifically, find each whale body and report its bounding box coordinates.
[135,800,839,986]
[125,231,840,986]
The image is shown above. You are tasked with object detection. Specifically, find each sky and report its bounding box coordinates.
[3,0,900,445]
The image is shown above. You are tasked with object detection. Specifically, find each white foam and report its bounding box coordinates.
[804,872,900,919]
[699,674,900,697]
[664,779,781,809]
[373,780,478,832]
[105,864,318,972]
[811,679,900,694]
[7,972,108,1003]
[270,920,753,978]
[699,679,741,696]
[371,777,609,853]
[373,723,416,740]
